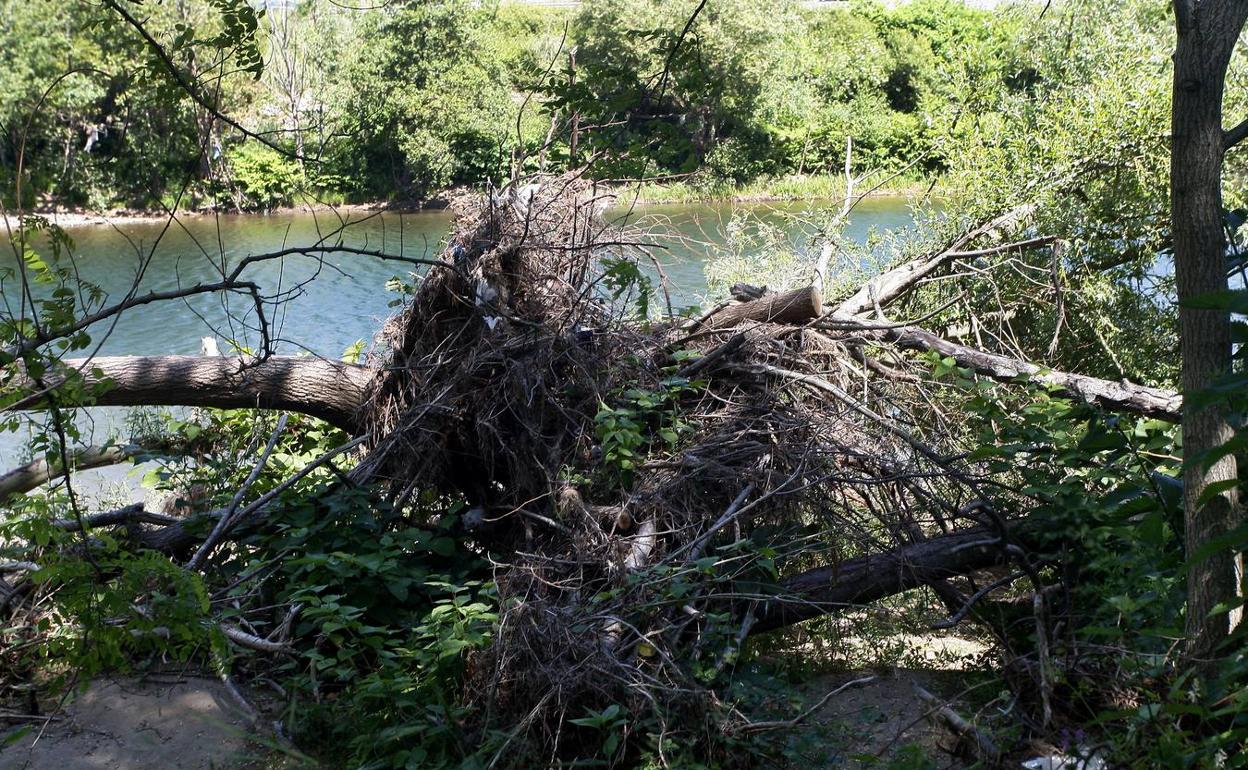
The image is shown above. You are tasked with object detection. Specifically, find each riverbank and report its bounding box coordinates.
[624,171,935,205]
[3,174,936,230]
[0,200,447,232]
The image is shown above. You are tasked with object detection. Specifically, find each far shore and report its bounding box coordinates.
[2,176,932,230]
[0,200,448,231]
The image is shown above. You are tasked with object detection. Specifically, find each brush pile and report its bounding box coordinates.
[346,173,997,756]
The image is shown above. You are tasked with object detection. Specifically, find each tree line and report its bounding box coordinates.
[2,0,1038,211]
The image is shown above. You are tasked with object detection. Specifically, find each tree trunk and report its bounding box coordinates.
[1171,0,1248,659]
[751,527,1014,634]
[702,285,823,329]
[16,356,369,433]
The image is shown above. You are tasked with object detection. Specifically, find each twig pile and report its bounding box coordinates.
[349,174,991,758]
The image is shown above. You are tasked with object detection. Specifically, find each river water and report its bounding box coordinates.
[1,197,918,468]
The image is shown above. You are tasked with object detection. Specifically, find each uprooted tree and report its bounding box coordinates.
[1,174,1184,759]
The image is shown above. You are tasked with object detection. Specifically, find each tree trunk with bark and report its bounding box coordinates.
[17,356,369,433]
[1171,0,1248,659]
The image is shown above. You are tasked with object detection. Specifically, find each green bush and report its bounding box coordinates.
[226,143,303,210]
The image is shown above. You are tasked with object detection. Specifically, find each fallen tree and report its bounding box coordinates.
[1,174,1171,761]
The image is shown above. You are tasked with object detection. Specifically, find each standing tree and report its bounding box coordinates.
[1170,0,1248,659]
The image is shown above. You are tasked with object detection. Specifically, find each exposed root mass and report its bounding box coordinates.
[349,174,1004,757]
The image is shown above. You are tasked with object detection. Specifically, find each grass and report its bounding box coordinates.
[630,171,933,205]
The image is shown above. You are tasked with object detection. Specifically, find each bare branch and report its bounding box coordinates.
[4,279,261,360]
[825,316,1181,421]
[1225,116,1248,151]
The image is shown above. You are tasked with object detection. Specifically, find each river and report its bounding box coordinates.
[1,197,919,469]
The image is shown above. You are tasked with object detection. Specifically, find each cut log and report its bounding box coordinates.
[13,356,370,432]
[751,527,1013,633]
[827,316,1181,421]
[702,285,823,330]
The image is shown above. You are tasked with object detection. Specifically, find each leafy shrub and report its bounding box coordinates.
[227,143,303,210]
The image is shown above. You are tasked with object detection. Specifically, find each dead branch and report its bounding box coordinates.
[732,675,877,734]
[930,571,1024,630]
[49,503,179,532]
[834,206,1038,317]
[220,623,293,654]
[915,684,1002,765]
[1,443,157,504]
[826,316,1180,420]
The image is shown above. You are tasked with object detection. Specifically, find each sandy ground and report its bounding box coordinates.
[0,666,997,769]
[803,669,961,768]
[1,677,267,770]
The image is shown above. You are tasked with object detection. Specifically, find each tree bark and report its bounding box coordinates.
[1171,0,1248,659]
[0,444,153,504]
[15,356,370,433]
[751,527,1013,633]
[702,285,823,329]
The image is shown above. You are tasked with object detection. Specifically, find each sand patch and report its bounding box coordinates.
[2,677,265,770]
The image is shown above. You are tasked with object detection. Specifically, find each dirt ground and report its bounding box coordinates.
[803,668,966,768]
[0,667,980,769]
[1,677,269,770]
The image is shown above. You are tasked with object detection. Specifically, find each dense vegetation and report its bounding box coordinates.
[4,0,1036,210]
[4,1,1248,769]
